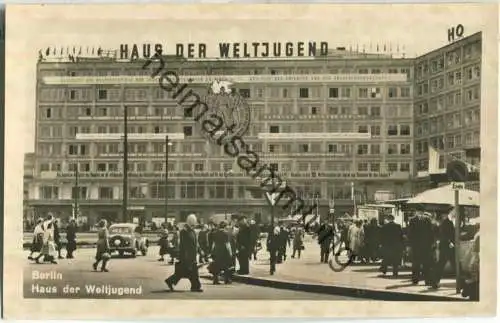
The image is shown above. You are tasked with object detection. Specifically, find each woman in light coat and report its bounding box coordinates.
[34,215,57,264]
[93,219,111,272]
[348,220,365,263]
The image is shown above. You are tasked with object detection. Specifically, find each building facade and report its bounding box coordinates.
[413,32,481,192]
[26,33,482,225]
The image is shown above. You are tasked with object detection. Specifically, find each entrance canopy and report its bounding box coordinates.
[407,184,480,207]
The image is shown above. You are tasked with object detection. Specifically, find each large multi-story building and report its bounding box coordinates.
[413,32,481,192]
[25,33,481,225]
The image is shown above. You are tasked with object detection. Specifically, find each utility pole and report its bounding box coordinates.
[165,135,169,219]
[73,162,79,220]
[122,106,128,223]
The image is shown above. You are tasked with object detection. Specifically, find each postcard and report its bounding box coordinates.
[3,3,498,319]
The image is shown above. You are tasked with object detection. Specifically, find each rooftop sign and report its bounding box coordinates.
[42,73,407,85]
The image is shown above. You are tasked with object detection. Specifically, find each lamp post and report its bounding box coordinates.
[224,168,233,221]
[73,162,79,220]
[122,105,129,223]
[164,135,173,219]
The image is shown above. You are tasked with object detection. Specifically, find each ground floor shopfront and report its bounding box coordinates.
[26,198,362,229]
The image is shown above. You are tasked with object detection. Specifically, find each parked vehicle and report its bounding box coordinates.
[108,223,149,257]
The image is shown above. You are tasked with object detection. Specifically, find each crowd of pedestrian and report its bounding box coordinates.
[27,212,77,264]
[312,207,479,296]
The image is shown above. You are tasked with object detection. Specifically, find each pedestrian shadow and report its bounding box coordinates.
[375,274,413,280]
[384,282,418,290]
[150,289,190,294]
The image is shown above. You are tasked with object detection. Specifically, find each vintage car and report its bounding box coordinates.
[108,223,149,257]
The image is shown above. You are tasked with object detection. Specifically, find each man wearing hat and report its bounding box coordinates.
[407,208,436,285]
[379,214,404,277]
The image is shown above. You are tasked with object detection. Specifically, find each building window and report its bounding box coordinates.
[194,163,204,171]
[97,89,107,100]
[328,144,337,153]
[329,88,339,98]
[357,144,368,155]
[400,125,411,136]
[299,144,309,153]
[45,108,52,119]
[311,107,319,115]
[183,126,193,137]
[184,108,193,118]
[328,106,338,115]
[370,163,380,172]
[370,88,381,98]
[387,163,398,172]
[400,163,410,172]
[299,88,309,98]
[98,187,114,199]
[388,87,398,98]
[341,88,351,98]
[388,144,398,155]
[239,89,251,98]
[269,125,280,133]
[371,144,380,154]
[357,106,368,115]
[68,144,78,155]
[357,163,369,172]
[358,125,369,133]
[97,163,107,172]
[400,144,411,154]
[387,125,398,136]
[358,88,368,98]
[371,125,381,136]
[69,90,77,100]
[400,87,410,97]
[40,186,59,199]
[370,106,380,117]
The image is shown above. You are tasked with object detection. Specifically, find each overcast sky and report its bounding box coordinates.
[4,4,493,153]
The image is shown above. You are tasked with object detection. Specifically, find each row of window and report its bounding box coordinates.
[414,87,480,117]
[415,42,481,79]
[39,155,413,174]
[414,131,480,155]
[42,103,415,121]
[41,84,413,103]
[415,109,480,137]
[416,79,480,99]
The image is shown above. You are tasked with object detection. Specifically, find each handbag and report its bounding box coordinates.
[101,252,111,260]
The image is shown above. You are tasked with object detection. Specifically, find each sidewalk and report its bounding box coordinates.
[231,239,464,301]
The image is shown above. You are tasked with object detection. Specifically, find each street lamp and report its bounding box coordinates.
[164,136,173,219]
[223,168,233,221]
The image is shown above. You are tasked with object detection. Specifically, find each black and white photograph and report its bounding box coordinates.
[3,3,497,319]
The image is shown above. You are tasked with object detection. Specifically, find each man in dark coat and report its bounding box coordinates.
[236,216,252,275]
[249,220,261,260]
[407,210,436,285]
[267,226,281,275]
[210,222,233,284]
[277,225,290,263]
[319,223,334,263]
[198,224,210,263]
[432,209,456,289]
[53,219,63,259]
[65,219,77,259]
[165,214,203,292]
[379,214,404,276]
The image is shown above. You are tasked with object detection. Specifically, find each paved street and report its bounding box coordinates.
[247,239,462,300]
[24,246,357,300]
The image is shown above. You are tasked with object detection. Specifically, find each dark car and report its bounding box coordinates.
[108,223,149,257]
